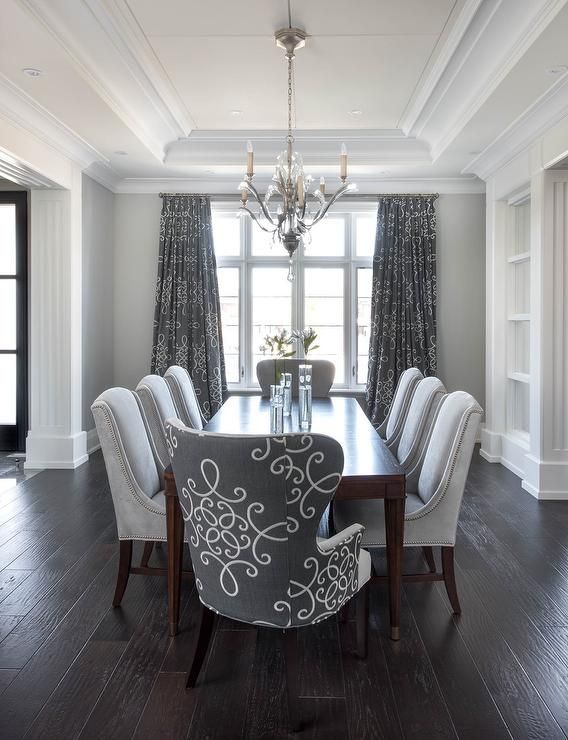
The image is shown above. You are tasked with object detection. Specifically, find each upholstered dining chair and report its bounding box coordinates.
[136,374,179,480]
[334,391,482,614]
[164,365,204,430]
[256,358,335,398]
[377,367,423,450]
[396,376,446,475]
[91,387,189,606]
[166,421,371,732]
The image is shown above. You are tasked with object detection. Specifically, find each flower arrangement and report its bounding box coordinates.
[292,327,320,356]
[259,328,296,358]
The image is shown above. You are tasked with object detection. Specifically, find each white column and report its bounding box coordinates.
[523,170,568,498]
[25,167,87,469]
[480,179,508,462]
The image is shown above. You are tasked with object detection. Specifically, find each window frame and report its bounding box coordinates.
[212,200,375,392]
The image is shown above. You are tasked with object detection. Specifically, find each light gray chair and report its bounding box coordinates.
[334,391,482,614]
[396,376,446,478]
[164,365,204,430]
[136,374,179,480]
[91,387,189,606]
[377,367,423,450]
[256,358,335,398]
[166,422,371,732]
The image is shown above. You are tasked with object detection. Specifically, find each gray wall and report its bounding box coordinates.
[82,174,114,431]
[436,194,486,409]
[112,193,486,408]
[113,194,161,389]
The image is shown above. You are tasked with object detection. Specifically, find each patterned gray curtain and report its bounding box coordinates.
[151,194,227,420]
[365,195,438,426]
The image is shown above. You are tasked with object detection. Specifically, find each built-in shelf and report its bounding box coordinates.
[508,313,530,321]
[508,371,530,384]
[507,251,530,264]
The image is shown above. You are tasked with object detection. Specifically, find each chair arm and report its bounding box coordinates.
[318,523,364,553]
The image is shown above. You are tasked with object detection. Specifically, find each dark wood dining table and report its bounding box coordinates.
[164,395,406,640]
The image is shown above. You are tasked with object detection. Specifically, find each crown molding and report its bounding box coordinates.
[463,72,568,180]
[0,146,58,188]
[18,0,193,162]
[83,160,122,192]
[113,175,485,195]
[0,73,109,170]
[399,0,487,135]
[166,129,432,167]
[429,0,568,160]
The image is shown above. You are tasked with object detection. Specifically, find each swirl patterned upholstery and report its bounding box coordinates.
[166,421,371,628]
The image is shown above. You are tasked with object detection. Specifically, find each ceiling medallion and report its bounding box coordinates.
[239,19,357,281]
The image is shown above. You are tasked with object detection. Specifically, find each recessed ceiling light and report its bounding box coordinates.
[114,150,128,156]
[349,109,363,116]
[22,67,42,77]
[381,170,391,176]
[546,65,568,75]
[230,110,243,117]
[204,170,215,176]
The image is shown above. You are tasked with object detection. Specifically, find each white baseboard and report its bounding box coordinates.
[24,431,88,470]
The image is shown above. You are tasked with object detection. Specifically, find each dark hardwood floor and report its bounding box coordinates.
[1,448,568,738]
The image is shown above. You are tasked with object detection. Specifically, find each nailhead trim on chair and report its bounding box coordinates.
[406,405,482,522]
[358,404,482,548]
[92,402,166,518]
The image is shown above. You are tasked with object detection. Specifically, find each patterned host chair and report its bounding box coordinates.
[334,391,482,614]
[377,367,423,450]
[164,365,204,430]
[256,358,335,398]
[166,422,371,732]
[91,388,188,605]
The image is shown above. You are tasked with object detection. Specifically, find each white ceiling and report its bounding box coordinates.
[0,0,568,190]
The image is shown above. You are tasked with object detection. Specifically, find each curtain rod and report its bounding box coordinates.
[159,192,439,200]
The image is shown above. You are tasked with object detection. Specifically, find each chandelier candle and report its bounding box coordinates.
[238,21,357,281]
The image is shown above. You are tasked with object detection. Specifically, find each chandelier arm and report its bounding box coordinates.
[240,206,278,233]
[301,183,355,229]
[243,180,277,224]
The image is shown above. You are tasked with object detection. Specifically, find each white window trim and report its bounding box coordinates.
[212,200,375,392]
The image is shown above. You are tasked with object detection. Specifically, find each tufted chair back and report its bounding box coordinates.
[256,359,335,398]
[91,388,165,540]
[164,365,204,430]
[378,367,423,443]
[136,374,179,480]
[166,421,370,628]
[397,377,446,473]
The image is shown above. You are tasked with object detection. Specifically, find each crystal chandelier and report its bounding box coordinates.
[238,21,357,281]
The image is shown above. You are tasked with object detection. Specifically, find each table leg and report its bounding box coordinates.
[166,492,184,637]
[384,497,404,641]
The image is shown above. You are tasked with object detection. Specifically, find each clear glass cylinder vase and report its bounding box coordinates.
[298,364,312,429]
[270,384,284,434]
[280,372,292,416]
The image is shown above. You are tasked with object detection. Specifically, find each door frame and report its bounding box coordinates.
[0,191,28,452]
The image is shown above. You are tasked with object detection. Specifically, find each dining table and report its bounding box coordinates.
[164,395,406,640]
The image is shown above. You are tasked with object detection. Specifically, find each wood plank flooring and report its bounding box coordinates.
[1,449,568,738]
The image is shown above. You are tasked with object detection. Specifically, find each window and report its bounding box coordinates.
[212,203,374,389]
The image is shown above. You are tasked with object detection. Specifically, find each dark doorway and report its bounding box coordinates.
[0,191,28,451]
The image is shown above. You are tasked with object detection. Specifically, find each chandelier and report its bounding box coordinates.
[238,20,357,281]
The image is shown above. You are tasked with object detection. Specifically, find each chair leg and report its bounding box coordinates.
[186,604,216,689]
[422,546,436,573]
[442,546,461,615]
[113,540,132,607]
[140,541,154,568]
[356,586,369,659]
[284,628,302,733]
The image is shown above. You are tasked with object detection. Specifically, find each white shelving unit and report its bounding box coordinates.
[506,198,531,443]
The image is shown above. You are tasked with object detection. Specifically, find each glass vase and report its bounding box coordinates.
[270,384,284,434]
[298,364,312,429]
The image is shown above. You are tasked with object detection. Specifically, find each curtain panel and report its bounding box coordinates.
[151,194,227,420]
[365,194,438,426]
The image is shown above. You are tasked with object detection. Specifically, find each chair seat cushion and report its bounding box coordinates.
[333,494,425,548]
